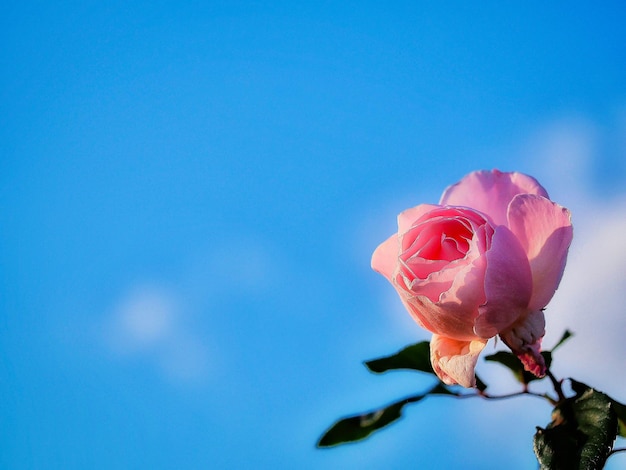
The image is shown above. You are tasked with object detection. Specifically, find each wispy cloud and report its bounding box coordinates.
[102,239,279,385]
[482,112,626,397]
[457,114,626,469]
[525,115,626,397]
[107,285,177,352]
[547,203,626,391]
[104,284,210,383]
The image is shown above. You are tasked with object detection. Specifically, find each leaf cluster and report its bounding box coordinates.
[317,341,476,447]
[317,329,626,470]
[533,379,626,470]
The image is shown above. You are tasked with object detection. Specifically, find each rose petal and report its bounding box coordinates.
[397,204,440,234]
[371,234,398,281]
[438,223,490,312]
[401,294,478,340]
[474,225,533,338]
[440,170,549,227]
[499,309,546,377]
[507,194,573,311]
[401,260,457,302]
[430,335,487,388]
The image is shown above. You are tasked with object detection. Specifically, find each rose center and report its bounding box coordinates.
[418,219,471,262]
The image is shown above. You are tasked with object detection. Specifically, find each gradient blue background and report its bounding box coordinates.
[2,2,626,469]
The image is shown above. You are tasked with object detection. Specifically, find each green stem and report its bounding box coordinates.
[451,388,556,404]
[546,369,566,403]
[480,390,557,404]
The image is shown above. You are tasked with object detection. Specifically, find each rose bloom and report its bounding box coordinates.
[372,170,573,388]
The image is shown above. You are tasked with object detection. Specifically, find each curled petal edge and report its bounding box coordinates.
[439,169,549,227]
[371,234,399,281]
[506,194,573,311]
[430,335,488,388]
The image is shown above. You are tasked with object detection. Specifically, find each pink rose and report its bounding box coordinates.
[371,170,573,388]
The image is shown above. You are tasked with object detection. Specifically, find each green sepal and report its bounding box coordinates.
[533,381,618,470]
[317,384,456,447]
[364,341,434,375]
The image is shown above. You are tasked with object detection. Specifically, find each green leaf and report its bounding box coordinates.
[317,400,410,448]
[317,384,456,447]
[573,379,626,439]
[570,379,590,396]
[475,374,488,392]
[552,330,574,352]
[571,380,626,437]
[484,350,525,382]
[364,342,434,375]
[611,399,626,438]
[533,384,618,470]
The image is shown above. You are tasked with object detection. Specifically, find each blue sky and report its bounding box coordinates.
[2,1,626,469]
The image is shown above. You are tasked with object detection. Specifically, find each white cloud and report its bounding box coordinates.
[108,285,176,352]
[473,113,626,399]
[104,284,210,384]
[102,239,280,385]
[455,115,626,470]
[541,198,626,397]
[475,113,626,397]
[523,116,598,197]
[515,114,625,398]
[343,113,626,469]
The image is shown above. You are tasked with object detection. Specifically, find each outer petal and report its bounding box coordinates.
[371,234,398,281]
[397,204,440,234]
[438,223,490,312]
[507,194,573,311]
[440,170,549,227]
[499,309,546,377]
[401,294,479,340]
[372,204,441,282]
[474,225,533,338]
[430,335,487,388]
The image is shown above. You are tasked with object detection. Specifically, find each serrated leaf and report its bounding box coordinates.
[533,386,618,470]
[364,341,434,375]
[317,384,456,447]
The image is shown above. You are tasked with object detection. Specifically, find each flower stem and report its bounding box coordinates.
[479,390,557,404]
[546,369,566,402]
[452,388,556,404]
